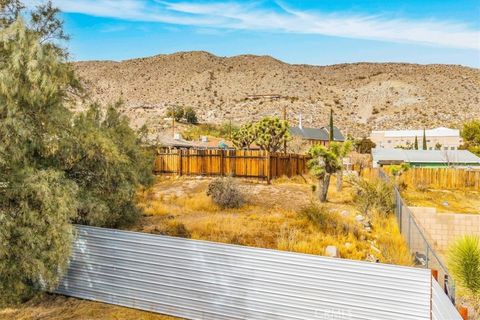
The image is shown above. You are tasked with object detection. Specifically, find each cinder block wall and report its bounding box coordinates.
[410,207,480,253]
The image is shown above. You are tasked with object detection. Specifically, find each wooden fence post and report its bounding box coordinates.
[178,150,183,176]
[220,149,224,176]
[266,152,271,184]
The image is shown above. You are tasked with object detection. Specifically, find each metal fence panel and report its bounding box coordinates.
[57,225,432,320]
[393,186,456,302]
[432,278,462,320]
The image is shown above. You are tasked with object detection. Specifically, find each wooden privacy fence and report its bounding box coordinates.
[385,167,480,190]
[154,149,309,180]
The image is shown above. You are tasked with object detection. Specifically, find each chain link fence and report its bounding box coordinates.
[379,169,456,304]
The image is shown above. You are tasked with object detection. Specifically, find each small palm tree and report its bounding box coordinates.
[447,235,480,318]
[307,144,342,202]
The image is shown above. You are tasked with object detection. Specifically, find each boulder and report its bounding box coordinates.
[325,245,339,258]
[355,214,365,222]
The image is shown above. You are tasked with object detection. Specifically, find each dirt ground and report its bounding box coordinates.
[132,175,411,265]
[0,294,182,320]
[402,186,480,214]
[2,175,412,320]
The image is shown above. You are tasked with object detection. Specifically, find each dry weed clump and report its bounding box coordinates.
[206,177,245,209]
[350,176,395,217]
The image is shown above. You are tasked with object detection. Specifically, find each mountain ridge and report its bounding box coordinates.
[73,51,480,137]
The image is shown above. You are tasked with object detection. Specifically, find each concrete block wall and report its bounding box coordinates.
[410,207,480,253]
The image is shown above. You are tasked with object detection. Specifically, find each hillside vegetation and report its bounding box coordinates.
[74,51,480,136]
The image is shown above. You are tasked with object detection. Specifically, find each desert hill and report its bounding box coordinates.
[73,51,480,137]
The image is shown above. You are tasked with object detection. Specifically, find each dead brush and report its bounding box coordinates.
[206,177,245,209]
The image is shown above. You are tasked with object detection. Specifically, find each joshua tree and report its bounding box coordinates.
[232,123,256,149]
[307,144,342,202]
[448,236,480,318]
[254,117,290,153]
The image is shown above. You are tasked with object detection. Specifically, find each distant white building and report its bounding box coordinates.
[370,127,461,150]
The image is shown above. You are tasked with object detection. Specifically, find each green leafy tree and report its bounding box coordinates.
[414,136,419,150]
[62,102,154,227]
[422,128,427,150]
[184,106,198,124]
[461,120,480,156]
[307,144,342,202]
[447,236,480,318]
[254,117,290,153]
[0,169,78,304]
[0,19,78,304]
[165,105,184,122]
[0,12,154,304]
[232,123,257,149]
[354,137,376,154]
[1,0,68,55]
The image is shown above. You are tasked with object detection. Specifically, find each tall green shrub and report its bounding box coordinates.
[0,19,79,304]
[0,14,154,303]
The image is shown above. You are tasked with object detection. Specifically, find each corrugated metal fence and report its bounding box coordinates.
[432,279,462,320]
[55,225,460,320]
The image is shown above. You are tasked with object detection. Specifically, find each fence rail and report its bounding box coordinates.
[378,169,457,305]
[385,167,480,190]
[154,149,309,180]
[57,225,446,320]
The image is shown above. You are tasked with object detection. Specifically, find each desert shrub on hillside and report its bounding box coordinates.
[206,177,245,209]
[165,105,184,121]
[350,177,395,216]
[184,106,198,124]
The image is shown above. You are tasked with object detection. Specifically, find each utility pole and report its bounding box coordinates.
[283,105,287,154]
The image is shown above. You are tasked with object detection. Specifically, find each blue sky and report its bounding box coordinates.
[27,0,480,67]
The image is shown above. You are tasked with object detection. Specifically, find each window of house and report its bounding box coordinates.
[451,147,455,150]
[444,147,448,150]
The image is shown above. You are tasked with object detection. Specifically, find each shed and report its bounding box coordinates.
[372,149,480,168]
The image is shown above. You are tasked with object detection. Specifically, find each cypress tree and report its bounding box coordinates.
[423,128,428,150]
[329,108,334,142]
[414,136,419,150]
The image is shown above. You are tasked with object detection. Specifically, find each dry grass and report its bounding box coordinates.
[133,175,412,266]
[3,175,413,320]
[402,185,480,214]
[0,294,182,320]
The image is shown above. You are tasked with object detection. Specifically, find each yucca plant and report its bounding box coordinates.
[447,236,480,318]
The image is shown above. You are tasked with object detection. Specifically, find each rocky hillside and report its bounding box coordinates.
[73,51,480,137]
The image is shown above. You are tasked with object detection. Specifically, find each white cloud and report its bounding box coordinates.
[37,0,480,49]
